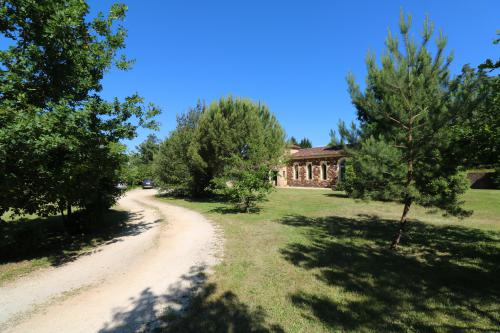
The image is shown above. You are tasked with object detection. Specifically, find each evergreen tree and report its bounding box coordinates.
[189,96,286,197]
[137,134,160,164]
[346,11,470,248]
[449,65,499,169]
[329,120,362,147]
[155,96,285,209]
[154,103,203,195]
[122,134,161,185]
[298,137,312,148]
[479,30,500,71]
[480,31,500,185]
[328,129,340,147]
[122,134,161,184]
[338,120,362,145]
[288,136,299,146]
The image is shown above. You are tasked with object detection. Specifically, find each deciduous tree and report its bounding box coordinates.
[0,1,159,223]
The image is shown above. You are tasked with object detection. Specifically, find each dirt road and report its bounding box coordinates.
[0,189,221,333]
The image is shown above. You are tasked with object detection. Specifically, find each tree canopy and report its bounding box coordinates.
[189,97,286,196]
[0,1,159,223]
[449,66,499,169]
[288,136,299,146]
[154,97,285,210]
[154,102,203,195]
[121,134,161,185]
[298,137,312,148]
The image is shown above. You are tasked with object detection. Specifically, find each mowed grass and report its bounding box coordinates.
[159,189,500,333]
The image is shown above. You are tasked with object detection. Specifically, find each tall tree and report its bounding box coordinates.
[298,137,312,148]
[478,30,500,71]
[123,134,161,185]
[137,134,160,164]
[449,65,499,169]
[189,96,286,197]
[154,103,203,195]
[288,136,299,146]
[0,1,159,222]
[0,1,134,107]
[327,129,340,147]
[346,11,470,248]
[480,30,500,185]
[337,120,362,145]
[329,120,363,147]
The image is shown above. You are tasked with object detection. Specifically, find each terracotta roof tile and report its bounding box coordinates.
[291,146,344,159]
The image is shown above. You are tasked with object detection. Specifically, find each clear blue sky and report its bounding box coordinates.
[56,1,500,149]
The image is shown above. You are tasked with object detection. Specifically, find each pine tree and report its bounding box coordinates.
[299,137,312,148]
[328,129,340,147]
[153,103,203,195]
[185,96,285,198]
[346,11,470,248]
[288,136,299,146]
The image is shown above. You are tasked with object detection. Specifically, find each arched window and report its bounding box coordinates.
[307,163,312,180]
[294,164,299,180]
[321,163,327,180]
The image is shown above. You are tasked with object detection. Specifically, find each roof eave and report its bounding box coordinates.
[290,152,344,160]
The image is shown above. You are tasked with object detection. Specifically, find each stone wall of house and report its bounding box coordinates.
[276,166,288,187]
[285,157,341,188]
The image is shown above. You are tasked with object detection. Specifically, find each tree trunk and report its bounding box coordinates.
[67,204,72,222]
[391,99,415,250]
[391,200,411,249]
[60,206,70,231]
[61,201,74,232]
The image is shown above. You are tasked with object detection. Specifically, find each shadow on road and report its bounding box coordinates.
[0,209,159,267]
[98,264,283,333]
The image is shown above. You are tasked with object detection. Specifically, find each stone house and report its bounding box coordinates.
[274,146,346,188]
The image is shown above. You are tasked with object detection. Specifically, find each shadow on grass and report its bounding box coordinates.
[162,283,284,333]
[323,192,349,199]
[280,214,500,332]
[156,192,220,203]
[209,206,262,215]
[0,209,158,267]
[97,264,283,333]
[157,192,263,215]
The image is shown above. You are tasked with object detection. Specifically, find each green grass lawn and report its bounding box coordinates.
[159,188,500,333]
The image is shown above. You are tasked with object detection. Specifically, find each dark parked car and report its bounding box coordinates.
[142,179,154,189]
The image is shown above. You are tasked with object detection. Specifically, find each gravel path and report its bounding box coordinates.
[0,189,221,333]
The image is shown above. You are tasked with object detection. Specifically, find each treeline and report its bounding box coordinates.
[121,134,161,186]
[288,137,312,148]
